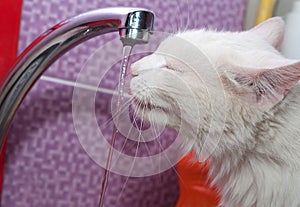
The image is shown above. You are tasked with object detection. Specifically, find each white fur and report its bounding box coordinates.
[130,17,300,207]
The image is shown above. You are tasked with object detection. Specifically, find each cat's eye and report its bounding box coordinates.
[163,65,179,72]
[165,65,174,70]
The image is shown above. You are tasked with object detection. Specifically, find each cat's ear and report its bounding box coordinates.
[224,61,300,109]
[248,17,285,49]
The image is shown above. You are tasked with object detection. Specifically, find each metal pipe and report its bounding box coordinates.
[0,7,155,148]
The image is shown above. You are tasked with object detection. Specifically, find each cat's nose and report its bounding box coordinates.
[130,64,139,77]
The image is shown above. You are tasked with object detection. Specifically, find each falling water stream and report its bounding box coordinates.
[98,45,133,207]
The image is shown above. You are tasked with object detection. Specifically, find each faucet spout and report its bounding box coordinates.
[0,7,155,148]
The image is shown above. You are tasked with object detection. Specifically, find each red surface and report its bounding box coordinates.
[0,0,22,79]
[0,0,23,202]
[176,151,220,207]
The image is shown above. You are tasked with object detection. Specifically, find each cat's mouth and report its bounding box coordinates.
[131,97,167,112]
[129,97,168,130]
[128,97,156,131]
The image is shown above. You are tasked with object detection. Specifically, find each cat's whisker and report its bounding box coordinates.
[138,134,157,169]
[148,109,162,178]
[115,101,145,202]
[116,128,141,204]
[139,102,146,129]
[171,22,177,36]
[99,96,134,129]
[183,0,190,32]
[132,96,143,112]
[169,4,181,34]
[109,105,139,170]
[132,101,144,128]
[175,0,182,32]
[154,132,185,189]
[118,105,145,195]
[120,101,146,155]
[148,108,185,187]
[130,98,158,170]
[99,104,131,129]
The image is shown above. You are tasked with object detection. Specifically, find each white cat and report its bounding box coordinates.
[130,17,300,207]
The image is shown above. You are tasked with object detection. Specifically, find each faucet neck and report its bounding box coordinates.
[0,7,154,147]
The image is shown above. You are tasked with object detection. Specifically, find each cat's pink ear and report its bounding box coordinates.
[224,61,300,108]
[248,17,285,49]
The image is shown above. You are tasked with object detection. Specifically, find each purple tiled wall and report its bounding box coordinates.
[2,0,247,206]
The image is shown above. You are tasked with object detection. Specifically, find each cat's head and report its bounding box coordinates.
[129,17,300,156]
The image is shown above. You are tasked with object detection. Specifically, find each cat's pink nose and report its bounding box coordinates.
[130,65,139,77]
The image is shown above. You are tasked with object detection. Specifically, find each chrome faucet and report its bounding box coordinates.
[0,7,155,148]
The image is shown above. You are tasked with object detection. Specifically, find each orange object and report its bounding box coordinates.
[176,151,220,207]
[256,0,277,25]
